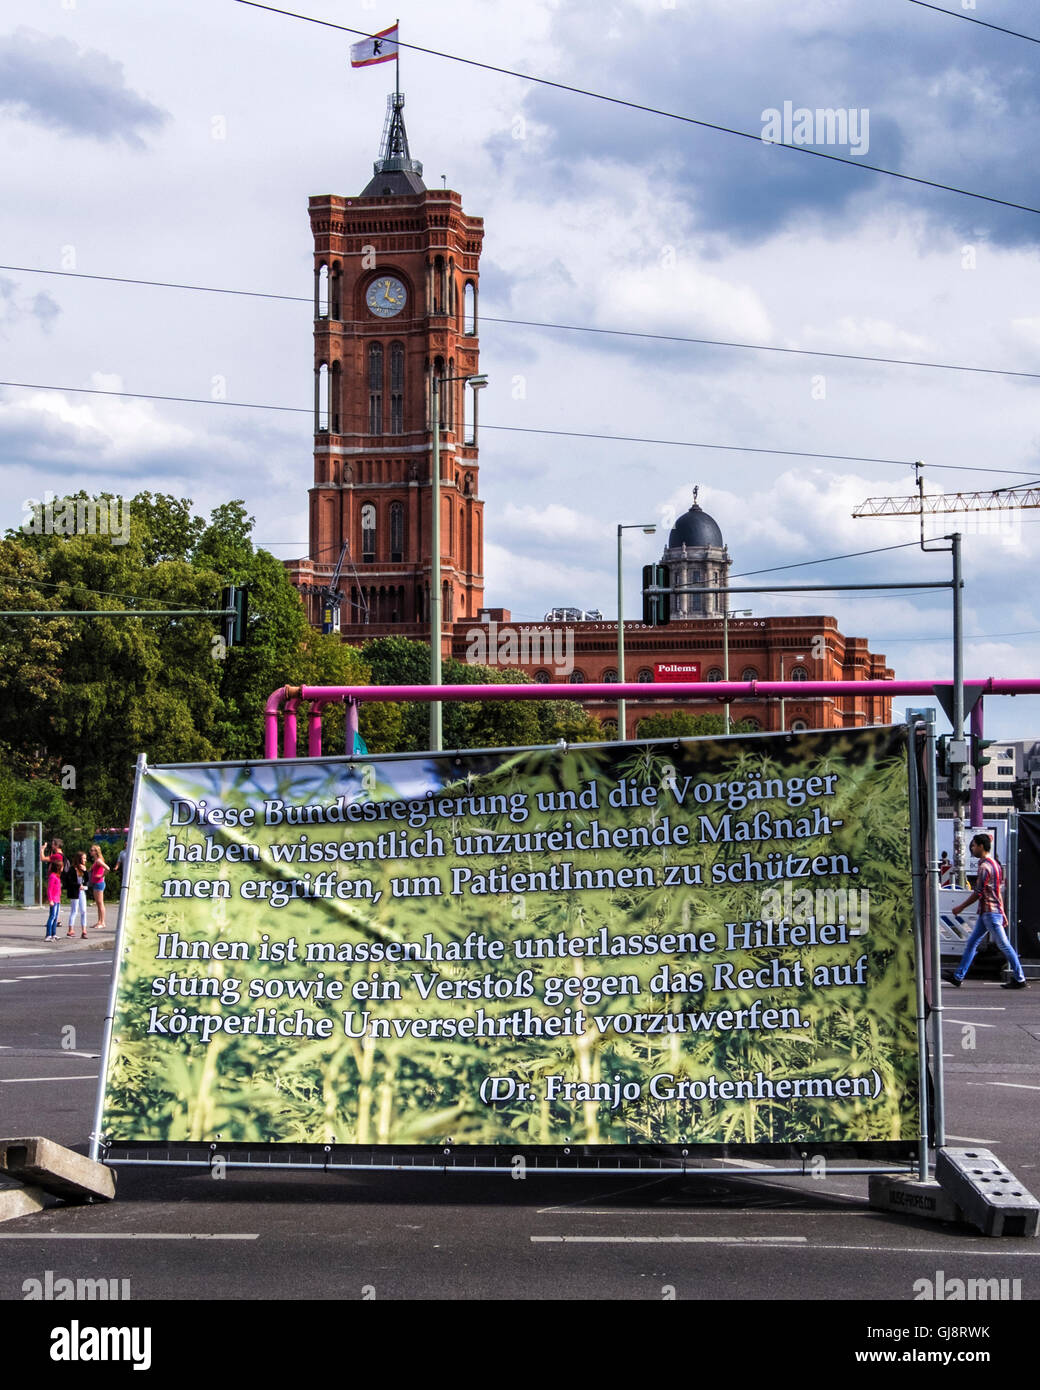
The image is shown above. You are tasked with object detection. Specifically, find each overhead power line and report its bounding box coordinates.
[907,0,1040,46]
[7,263,1040,383]
[234,0,1040,217]
[5,377,1040,478]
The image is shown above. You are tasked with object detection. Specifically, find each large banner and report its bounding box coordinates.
[99,727,920,1150]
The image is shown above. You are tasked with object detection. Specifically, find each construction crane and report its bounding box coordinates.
[854,462,1040,534]
[854,461,1040,885]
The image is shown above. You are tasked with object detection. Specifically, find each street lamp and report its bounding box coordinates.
[617,522,657,740]
[723,608,752,735]
[430,371,488,751]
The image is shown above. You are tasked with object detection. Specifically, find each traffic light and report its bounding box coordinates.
[971,735,996,773]
[936,735,948,778]
[641,564,671,626]
[220,585,250,648]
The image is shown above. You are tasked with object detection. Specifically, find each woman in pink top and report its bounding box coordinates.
[88,844,110,929]
[44,861,62,941]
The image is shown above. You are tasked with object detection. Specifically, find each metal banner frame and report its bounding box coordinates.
[93,720,938,1181]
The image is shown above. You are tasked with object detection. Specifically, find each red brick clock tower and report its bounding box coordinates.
[287,94,485,638]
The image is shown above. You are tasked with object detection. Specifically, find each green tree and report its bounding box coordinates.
[1,493,331,824]
[357,636,606,753]
[635,710,759,739]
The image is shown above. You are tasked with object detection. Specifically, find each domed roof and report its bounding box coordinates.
[668,493,724,550]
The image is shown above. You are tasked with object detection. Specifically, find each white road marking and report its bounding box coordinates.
[0,1075,99,1083]
[532,1237,1040,1255]
[532,1235,808,1244]
[537,1208,867,1218]
[0,1233,259,1240]
[968,1081,1040,1092]
[944,1018,996,1028]
[945,1135,999,1144]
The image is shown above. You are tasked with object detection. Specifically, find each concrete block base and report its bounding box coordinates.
[0,1136,115,1203]
[868,1175,961,1223]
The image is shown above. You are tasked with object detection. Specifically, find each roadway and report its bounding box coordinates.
[0,926,1036,1359]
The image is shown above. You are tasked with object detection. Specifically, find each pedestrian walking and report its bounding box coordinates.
[88,844,110,929]
[942,832,1028,989]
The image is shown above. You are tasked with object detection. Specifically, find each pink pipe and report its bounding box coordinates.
[284,698,299,761]
[263,678,1040,760]
[307,701,326,758]
[345,698,359,754]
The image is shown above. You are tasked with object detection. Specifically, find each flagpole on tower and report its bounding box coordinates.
[395,17,400,102]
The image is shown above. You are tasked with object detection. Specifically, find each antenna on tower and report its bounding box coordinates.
[375,90,423,177]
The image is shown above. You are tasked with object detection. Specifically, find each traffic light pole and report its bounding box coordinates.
[970,698,985,828]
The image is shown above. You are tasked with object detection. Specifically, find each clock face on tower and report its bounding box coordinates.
[366,276,407,317]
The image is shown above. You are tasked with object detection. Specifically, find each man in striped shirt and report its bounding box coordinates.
[943,833,1028,989]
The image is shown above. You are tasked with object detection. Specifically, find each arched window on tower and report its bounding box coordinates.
[434,256,446,314]
[315,264,329,319]
[361,503,376,562]
[330,262,342,319]
[330,362,341,434]
[447,357,455,432]
[390,502,404,562]
[449,257,456,318]
[463,280,477,336]
[368,344,383,435]
[390,342,404,435]
[315,363,329,432]
[443,580,453,622]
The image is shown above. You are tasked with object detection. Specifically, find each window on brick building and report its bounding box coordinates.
[390,343,404,435]
[368,344,383,435]
[361,503,376,562]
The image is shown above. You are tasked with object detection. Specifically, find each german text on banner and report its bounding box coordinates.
[99,727,920,1151]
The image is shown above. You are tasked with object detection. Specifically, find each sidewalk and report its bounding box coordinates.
[0,903,118,958]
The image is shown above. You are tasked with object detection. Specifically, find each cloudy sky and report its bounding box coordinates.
[2,0,1039,739]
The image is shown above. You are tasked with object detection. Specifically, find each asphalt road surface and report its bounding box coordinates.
[1,944,1036,1361]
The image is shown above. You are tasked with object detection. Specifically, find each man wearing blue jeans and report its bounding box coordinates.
[942,833,1028,990]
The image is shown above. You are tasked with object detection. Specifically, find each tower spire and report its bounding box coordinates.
[362,92,425,195]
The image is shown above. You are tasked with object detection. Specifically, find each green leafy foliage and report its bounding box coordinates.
[636,710,760,738]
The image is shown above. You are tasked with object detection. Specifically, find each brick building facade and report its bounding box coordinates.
[288,98,894,737]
